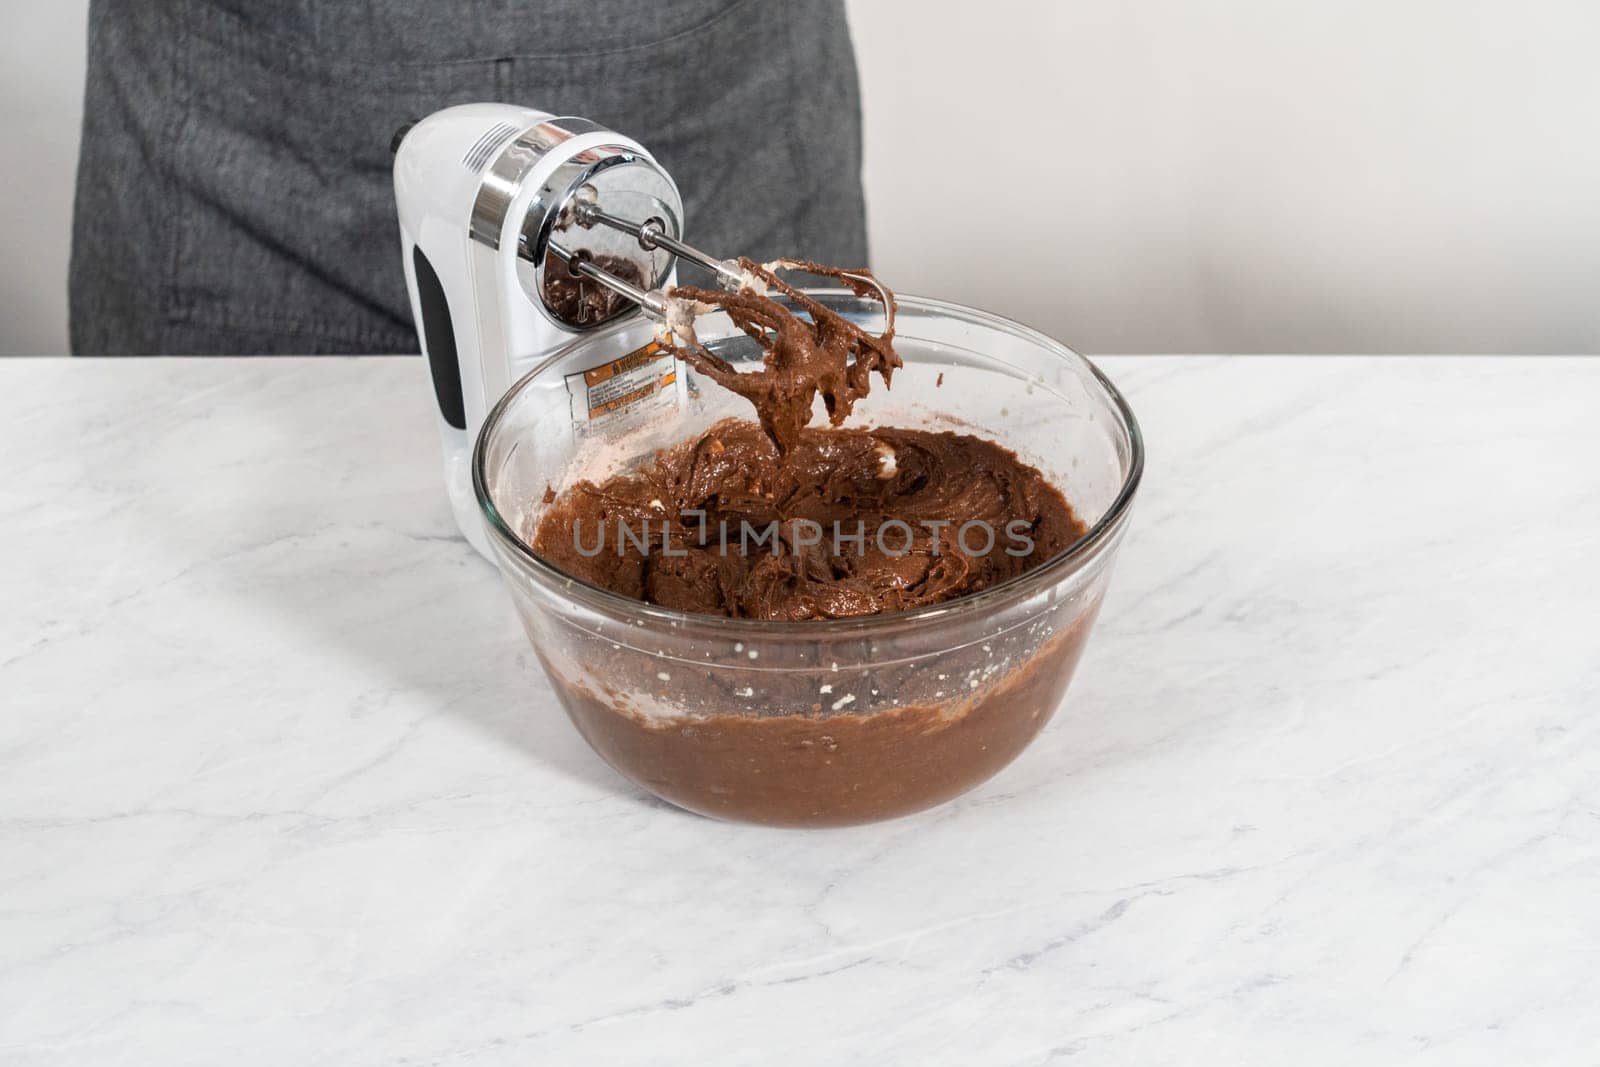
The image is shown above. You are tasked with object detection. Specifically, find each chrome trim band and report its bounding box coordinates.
[467,116,605,250]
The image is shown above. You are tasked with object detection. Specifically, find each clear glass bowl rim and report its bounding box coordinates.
[473,290,1146,636]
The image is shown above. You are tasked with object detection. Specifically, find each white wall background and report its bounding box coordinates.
[4,0,1599,355]
[2,1,88,355]
[849,0,1600,354]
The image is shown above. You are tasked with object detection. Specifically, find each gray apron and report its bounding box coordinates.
[70,0,868,354]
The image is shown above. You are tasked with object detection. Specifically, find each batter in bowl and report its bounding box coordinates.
[533,419,1084,621]
[523,261,1099,825]
[534,258,1085,619]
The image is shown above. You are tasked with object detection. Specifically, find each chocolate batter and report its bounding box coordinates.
[532,420,1084,621]
[541,604,1101,826]
[661,258,900,454]
[542,252,646,326]
[522,262,1102,825]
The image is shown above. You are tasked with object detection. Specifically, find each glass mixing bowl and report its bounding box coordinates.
[474,292,1143,827]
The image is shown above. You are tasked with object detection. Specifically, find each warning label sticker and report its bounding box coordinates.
[565,341,678,425]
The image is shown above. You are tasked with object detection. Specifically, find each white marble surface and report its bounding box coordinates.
[2,355,1597,1065]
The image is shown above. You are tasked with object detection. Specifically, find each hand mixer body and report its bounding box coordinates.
[393,103,684,559]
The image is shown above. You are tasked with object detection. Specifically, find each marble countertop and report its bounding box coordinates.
[2,355,1597,1065]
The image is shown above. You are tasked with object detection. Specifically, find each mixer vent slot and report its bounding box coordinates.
[463,123,518,171]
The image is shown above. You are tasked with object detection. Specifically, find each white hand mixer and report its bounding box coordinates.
[394,103,741,558]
